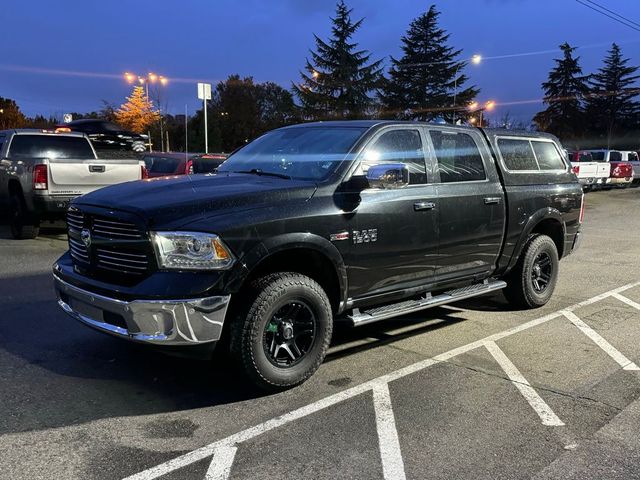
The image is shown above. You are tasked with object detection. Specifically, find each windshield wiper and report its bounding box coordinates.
[235,168,291,180]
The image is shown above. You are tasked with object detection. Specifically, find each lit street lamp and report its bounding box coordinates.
[452,53,482,123]
[467,100,496,127]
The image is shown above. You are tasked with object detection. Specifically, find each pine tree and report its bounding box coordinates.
[533,43,589,144]
[0,97,27,129]
[585,43,640,148]
[379,5,479,121]
[114,86,160,134]
[293,0,383,120]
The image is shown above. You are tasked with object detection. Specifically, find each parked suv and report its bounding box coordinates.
[57,119,148,152]
[53,121,583,389]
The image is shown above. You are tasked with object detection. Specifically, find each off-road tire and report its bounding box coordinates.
[9,193,39,240]
[230,272,333,391]
[503,234,559,309]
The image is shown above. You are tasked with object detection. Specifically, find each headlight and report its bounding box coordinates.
[151,231,235,270]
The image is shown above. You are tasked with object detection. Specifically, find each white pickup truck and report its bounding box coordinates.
[0,129,146,239]
[567,150,609,190]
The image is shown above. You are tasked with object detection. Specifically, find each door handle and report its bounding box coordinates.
[483,197,501,205]
[414,201,436,211]
[89,165,105,173]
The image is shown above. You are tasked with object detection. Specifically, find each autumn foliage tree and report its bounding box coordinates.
[114,86,159,133]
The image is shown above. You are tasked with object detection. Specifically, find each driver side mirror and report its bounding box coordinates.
[366,163,409,189]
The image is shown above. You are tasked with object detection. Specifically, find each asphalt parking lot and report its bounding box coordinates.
[1,188,640,480]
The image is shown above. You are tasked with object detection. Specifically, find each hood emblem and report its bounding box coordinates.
[80,228,92,248]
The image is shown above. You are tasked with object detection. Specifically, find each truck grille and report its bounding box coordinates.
[66,207,153,282]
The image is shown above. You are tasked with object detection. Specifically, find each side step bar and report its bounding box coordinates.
[347,279,507,327]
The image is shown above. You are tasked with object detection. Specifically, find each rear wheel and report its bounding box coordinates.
[9,193,39,239]
[230,272,333,390]
[503,234,559,309]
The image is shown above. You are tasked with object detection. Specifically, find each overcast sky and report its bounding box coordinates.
[1,0,639,123]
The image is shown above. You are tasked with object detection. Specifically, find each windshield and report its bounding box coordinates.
[218,126,367,181]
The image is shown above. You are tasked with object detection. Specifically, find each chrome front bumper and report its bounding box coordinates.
[53,274,230,346]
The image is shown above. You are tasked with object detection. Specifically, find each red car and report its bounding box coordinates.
[141,152,197,178]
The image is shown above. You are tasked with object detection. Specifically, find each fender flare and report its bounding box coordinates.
[507,208,566,272]
[228,232,349,310]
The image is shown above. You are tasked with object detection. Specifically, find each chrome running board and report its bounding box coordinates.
[348,279,507,327]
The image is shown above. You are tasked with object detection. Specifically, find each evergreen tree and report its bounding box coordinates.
[293,0,383,120]
[379,5,479,121]
[533,43,589,144]
[585,43,640,148]
[0,97,27,129]
[114,86,160,134]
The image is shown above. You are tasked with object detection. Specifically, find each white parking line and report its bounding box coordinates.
[205,446,237,480]
[562,310,640,371]
[372,383,407,480]
[484,341,564,426]
[123,280,640,480]
[612,293,640,311]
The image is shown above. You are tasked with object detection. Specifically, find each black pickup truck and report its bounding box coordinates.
[52,121,583,389]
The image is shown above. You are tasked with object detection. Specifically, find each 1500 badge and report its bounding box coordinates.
[352,229,378,244]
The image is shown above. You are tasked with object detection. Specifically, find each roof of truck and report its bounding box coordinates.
[0,129,86,137]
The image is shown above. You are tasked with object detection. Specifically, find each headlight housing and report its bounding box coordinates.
[151,231,235,270]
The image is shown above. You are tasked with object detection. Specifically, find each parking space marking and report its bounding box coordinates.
[612,293,640,311]
[205,446,237,480]
[484,341,564,426]
[562,310,640,371]
[123,280,640,480]
[372,383,407,480]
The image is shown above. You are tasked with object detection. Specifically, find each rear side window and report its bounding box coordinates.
[144,156,182,174]
[497,138,538,171]
[531,141,566,170]
[578,152,593,162]
[429,130,486,183]
[361,129,427,184]
[610,151,622,162]
[8,135,94,159]
[630,152,639,162]
[591,152,605,162]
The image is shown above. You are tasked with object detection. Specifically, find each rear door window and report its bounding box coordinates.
[360,129,427,184]
[609,151,622,162]
[8,135,94,159]
[591,152,606,162]
[578,152,593,162]
[429,130,486,183]
[497,138,538,171]
[531,141,566,170]
[629,152,639,162]
[145,156,182,174]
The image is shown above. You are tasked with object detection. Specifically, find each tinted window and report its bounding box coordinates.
[610,151,622,162]
[430,130,486,182]
[629,152,639,162]
[145,156,183,174]
[497,138,538,171]
[578,152,593,162]
[193,158,225,174]
[0,135,5,155]
[532,141,566,170]
[591,151,605,161]
[8,135,94,159]
[360,129,426,184]
[218,127,366,181]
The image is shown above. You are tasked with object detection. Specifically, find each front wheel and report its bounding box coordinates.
[230,272,333,390]
[503,234,559,309]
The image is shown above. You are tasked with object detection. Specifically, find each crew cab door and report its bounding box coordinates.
[346,126,438,298]
[426,127,505,281]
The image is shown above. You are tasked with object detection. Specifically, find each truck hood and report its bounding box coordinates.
[73,173,317,228]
